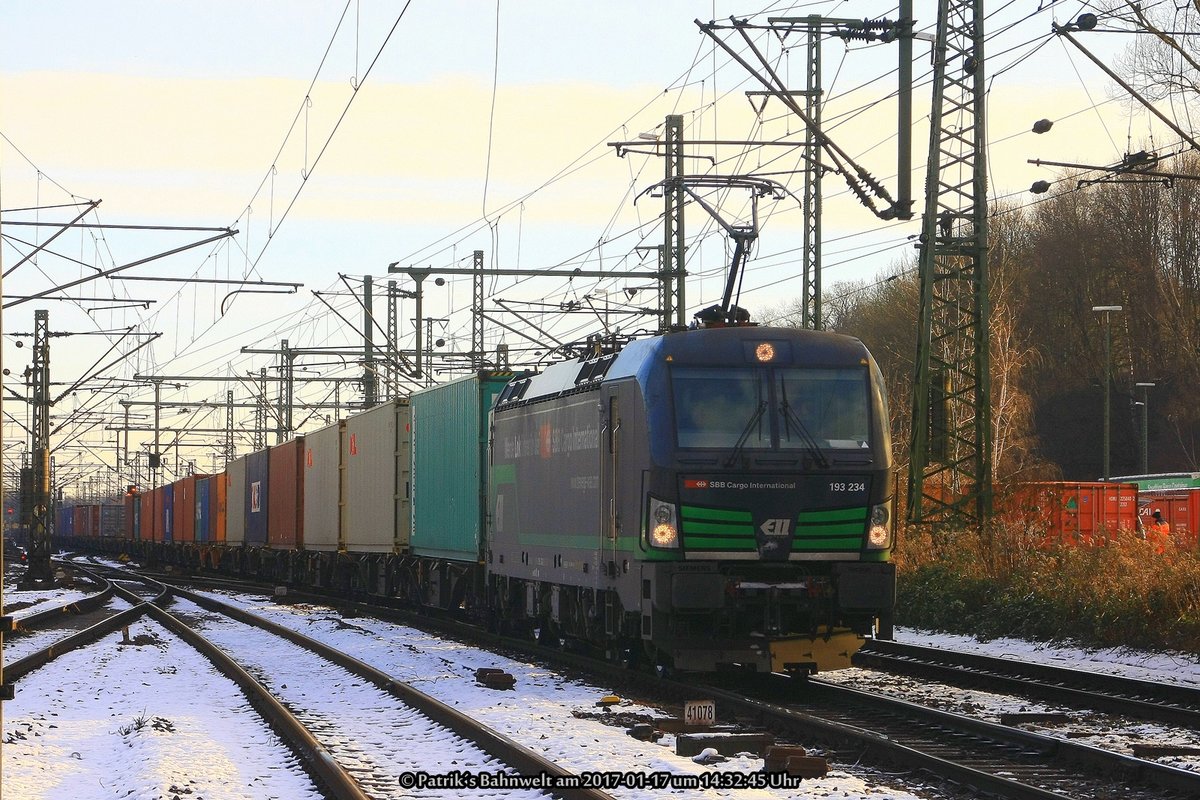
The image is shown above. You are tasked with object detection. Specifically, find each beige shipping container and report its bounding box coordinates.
[225,455,247,546]
[302,421,343,551]
[344,399,411,553]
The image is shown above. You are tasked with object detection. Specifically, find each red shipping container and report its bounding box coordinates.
[149,487,164,542]
[268,438,304,549]
[211,471,227,543]
[72,506,88,537]
[90,505,101,537]
[124,493,137,539]
[172,475,208,544]
[1140,489,1200,550]
[1006,482,1139,546]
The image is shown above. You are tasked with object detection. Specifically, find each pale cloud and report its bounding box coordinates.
[1,69,1164,249]
[2,71,666,224]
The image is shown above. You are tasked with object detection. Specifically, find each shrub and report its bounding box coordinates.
[896,518,1200,651]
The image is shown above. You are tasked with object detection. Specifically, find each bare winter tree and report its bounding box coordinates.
[1107,2,1200,102]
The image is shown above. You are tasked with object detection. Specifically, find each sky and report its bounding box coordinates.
[5,562,1200,798]
[0,1,1171,493]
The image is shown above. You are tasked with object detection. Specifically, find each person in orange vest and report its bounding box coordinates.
[1149,509,1171,552]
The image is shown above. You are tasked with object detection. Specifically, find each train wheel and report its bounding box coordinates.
[535,622,556,647]
[616,640,640,670]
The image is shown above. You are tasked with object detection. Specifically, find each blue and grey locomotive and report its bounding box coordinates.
[486,323,895,674]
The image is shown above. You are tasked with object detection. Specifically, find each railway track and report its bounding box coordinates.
[9,562,614,800]
[854,638,1200,729]
[6,569,112,630]
[786,676,1200,800]
[3,568,149,681]
[90,565,1200,800]
[334,603,1200,799]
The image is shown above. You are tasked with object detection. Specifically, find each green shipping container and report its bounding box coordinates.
[411,371,514,561]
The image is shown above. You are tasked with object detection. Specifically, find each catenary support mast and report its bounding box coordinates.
[23,310,53,583]
[908,0,992,526]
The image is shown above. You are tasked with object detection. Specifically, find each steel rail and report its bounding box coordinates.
[252,587,1087,800]
[4,586,155,683]
[8,570,113,632]
[95,574,372,800]
[171,583,614,800]
[801,678,1200,798]
[294,590,1198,800]
[102,566,1199,799]
[856,638,1200,729]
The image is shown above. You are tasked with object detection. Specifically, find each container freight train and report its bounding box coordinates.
[64,325,898,674]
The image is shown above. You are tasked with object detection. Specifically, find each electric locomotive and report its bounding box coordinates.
[486,322,895,673]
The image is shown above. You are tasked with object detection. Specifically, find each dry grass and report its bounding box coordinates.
[895,519,1200,651]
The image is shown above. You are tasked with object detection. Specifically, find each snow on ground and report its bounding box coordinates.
[191,590,937,800]
[2,568,927,800]
[9,562,1199,799]
[1,597,132,664]
[3,578,95,620]
[174,595,546,800]
[895,627,1200,688]
[2,622,323,800]
[817,627,1200,772]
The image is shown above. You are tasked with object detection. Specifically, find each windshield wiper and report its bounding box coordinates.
[779,383,830,469]
[724,400,767,468]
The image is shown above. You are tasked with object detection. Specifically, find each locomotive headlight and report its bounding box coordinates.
[648,498,679,548]
[866,501,892,549]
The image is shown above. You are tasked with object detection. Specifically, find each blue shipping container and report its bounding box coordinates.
[196,477,212,543]
[162,485,175,543]
[56,506,73,537]
[246,449,270,546]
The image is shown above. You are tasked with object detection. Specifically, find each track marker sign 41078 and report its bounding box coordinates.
[684,699,716,726]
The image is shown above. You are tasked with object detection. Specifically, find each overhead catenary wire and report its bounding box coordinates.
[5,1,1192,485]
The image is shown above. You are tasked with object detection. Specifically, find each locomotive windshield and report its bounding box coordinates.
[672,368,768,449]
[672,366,871,451]
[776,367,870,450]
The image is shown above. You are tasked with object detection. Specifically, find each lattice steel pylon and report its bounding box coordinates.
[908,0,992,526]
[472,249,485,365]
[661,115,686,331]
[25,310,54,582]
[801,18,823,330]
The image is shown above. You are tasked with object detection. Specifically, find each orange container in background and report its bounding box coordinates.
[212,471,227,543]
[1004,482,1139,545]
[268,438,304,549]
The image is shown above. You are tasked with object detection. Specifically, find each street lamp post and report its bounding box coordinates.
[1135,381,1156,474]
[1092,305,1123,480]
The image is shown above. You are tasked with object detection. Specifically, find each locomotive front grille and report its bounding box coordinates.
[679,504,870,554]
[680,505,756,551]
[792,506,868,552]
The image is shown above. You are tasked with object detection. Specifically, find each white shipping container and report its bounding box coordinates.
[302,421,343,551]
[344,399,411,553]
[225,455,247,546]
